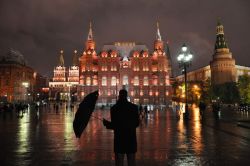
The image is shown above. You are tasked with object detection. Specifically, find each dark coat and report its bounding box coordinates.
[105,100,139,153]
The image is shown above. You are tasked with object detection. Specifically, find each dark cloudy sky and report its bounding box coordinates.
[0,0,249,77]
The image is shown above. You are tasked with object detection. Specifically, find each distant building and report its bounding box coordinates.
[0,49,36,102]
[49,50,79,101]
[175,21,250,84]
[34,73,49,101]
[49,22,173,106]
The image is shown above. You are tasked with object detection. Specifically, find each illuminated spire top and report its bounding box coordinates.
[216,18,224,35]
[156,21,162,41]
[87,21,93,40]
[215,19,229,50]
[72,50,78,66]
[58,50,65,66]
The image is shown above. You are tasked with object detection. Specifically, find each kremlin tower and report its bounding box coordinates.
[210,20,236,84]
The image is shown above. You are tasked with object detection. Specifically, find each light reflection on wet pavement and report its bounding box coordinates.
[0,104,250,166]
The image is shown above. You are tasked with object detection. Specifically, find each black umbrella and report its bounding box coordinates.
[73,90,99,138]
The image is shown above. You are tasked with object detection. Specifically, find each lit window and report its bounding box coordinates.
[153,77,158,85]
[86,77,91,86]
[102,76,107,86]
[93,77,98,86]
[123,75,128,85]
[143,76,149,86]
[134,76,139,86]
[111,76,117,86]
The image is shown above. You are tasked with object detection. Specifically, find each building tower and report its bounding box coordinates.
[79,22,98,98]
[151,22,172,105]
[53,50,66,82]
[154,22,164,50]
[210,20,236,84]
[85,21,95,50]
[68,50,79,82]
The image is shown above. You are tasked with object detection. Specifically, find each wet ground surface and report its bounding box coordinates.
[0,103,250,166]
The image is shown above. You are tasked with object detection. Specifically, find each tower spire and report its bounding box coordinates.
[58,50,65,66]
[72,50,78,66]
[87,21,93,41]
[215,19,229,50]
[156,21,162,41]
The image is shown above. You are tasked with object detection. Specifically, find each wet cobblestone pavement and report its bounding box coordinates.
[0,104,250,166]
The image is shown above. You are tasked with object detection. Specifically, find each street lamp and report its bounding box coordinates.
[177,43,193,119]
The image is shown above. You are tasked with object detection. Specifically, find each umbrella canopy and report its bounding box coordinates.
[73,90,99,138]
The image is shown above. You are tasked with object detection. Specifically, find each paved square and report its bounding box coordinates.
[0,104,250,165]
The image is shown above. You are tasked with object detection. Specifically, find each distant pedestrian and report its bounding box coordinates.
[55,104,59,113]
[139,104,143,118]
[103,89,139,166]
[144,105,148,117]
[199,101,206,118]
[176,103,181,118]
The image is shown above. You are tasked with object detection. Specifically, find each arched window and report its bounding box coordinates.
[153,76,158,85]
[111,76,117,86]
[134,76,139,86]
[93,76,98,86]
[143,76,149,86]
[86,77,91,86]
[123,75,128,85]
[165,75,170,85]
[102,76,107,86]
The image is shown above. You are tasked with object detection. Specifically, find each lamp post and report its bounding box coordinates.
[177,44,193,119]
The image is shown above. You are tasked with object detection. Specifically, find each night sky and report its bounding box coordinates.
[0,0,249,77]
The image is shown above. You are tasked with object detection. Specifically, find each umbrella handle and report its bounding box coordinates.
[91,115,103,121]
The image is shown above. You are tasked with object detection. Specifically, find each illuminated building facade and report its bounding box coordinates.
[0,49,37,102]
[78,22,172,105]
[49,50,79,101]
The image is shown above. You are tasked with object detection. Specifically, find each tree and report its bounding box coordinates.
[212,82,240,104]
[238,74,250,104]
[200,78,214,103]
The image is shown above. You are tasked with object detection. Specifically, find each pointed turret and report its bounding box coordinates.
[165,41,171,59]
[58,50,65,66]
[85,21,96,50]
[87,22,93,41]
[156,21,162,41]
[215,19,229,51]
[165,40,173,77]
[72,50,78,66]
[154,21,164,50]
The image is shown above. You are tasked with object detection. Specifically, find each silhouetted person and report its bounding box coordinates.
[103,89,139,166]
[55,104,59,113]
[144,105,148,117]
[139,104,143,119]
[212,102,220,119]
[199,101,206,118]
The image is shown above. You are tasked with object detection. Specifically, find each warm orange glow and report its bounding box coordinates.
[42,88,49,92]
[193,84,199,89]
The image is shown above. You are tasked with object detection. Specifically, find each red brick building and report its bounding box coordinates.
[0,49,36,102]
[78,22,172,106]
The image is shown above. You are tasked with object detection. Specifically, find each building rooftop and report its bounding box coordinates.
[0,49,27,65]
[102,42,148,57]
